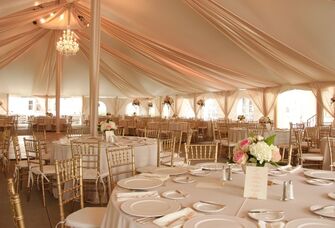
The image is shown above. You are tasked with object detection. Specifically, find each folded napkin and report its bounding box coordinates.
[153,207,197,228]
[138,173,170,182]
[116,191,159,202]
[258,221,285,228]
[278,165,302,173]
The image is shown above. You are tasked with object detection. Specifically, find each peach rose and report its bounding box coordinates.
[270,145,281,162]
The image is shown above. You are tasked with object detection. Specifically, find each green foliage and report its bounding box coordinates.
[264,134,276,146]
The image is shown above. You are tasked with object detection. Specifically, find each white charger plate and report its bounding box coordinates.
[117,177,163,190]
[121,198,181,217]
[173,176,196,184]
[193,201,225,213]
[305,178,333,186]
[195,162,226,171]
[151,167,188,176]
[183,214,256,228]
[161,190,189,200]
[248,209,284,222]
[328,192,335,200]
[304,170,335,181]
[310,205,335,218]
[286,218,335,228]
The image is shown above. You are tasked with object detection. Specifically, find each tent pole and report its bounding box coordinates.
[89,0,101,136]
[55,52,63,133]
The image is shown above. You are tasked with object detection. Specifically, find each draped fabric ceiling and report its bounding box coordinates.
[1,0,335,120]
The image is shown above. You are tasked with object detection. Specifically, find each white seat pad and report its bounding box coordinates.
[31,165,55,175]
[302,153,323,161]
[66,207,106,228]
[83,169,108,180]
[16,160,28,168]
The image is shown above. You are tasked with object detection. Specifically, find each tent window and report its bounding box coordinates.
[98,101,107,116]
[236,97,254,120]
[179,99,195,119]
[277,89,316,128]
[203,99,220,120]
[126,103,140,116]
[162,104,171,118]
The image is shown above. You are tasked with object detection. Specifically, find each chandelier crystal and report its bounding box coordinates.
[56,29,79,56]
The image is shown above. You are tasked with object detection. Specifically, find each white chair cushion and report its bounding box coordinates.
[302,153,324,161]
[308,148,321,153]
[66,207,106,228]
[83,169,109,180]
[31,165,55,175]
[16,160,28,168]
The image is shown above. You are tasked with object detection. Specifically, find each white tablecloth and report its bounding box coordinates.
[230,128,290,145]
[52,136,158,174]
[100,168,334,228]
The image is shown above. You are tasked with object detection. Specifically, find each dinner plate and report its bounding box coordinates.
[310,205,335,218]
[304,170,335,181]
[268,170,287,177]
[183,214,257,228]
[305,178,333,186]
[195,162,226,171]
[161,190,189,200]
[173,176,196,184]
[121,198,181,217]
[117,177,163,190]
[248,209,284,222]
[328,192,335,200]
[286,218,335,228]
[151,167,188,176]
[193,201,225,213]
[189,170,211,177]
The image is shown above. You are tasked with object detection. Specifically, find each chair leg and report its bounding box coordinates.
[41,175,46,207]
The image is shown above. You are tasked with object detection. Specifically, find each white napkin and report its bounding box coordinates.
[153,207,197,228]
[139,173,170,182]
[258,221,285,228]
[116,191,159,202]
[278,165,302,173]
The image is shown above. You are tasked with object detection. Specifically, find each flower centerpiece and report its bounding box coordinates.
[237,115,245,121]
[163,96,174,106]
[132,98,140,106]
[197,99,205,107]
[259,116,272,124]
[232,134,281,167]
[98,119,117,133]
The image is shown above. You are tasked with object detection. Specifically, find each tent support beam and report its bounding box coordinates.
[55,52,63,133]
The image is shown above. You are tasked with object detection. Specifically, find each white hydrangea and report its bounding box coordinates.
[249,141,272,163]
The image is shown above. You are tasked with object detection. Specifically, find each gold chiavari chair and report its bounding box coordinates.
[326,136,335,171]
[184,143,218,165]
[114,128,125,136]
[55,156,106,228]
[295,130,324,168]
[0,128,11,175]
[105,146,135,190]
[8,178,25,228]
[66,126,84,138]
[71,140,108,205]
[157,137,185,167]
[24,138,56,207]
[145,128,160,138]
[12,135,28,192]
[277,144,293,166]
[246,128,264,137]
[219,128,237,160]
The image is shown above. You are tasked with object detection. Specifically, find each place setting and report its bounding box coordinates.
[310,204,335,218]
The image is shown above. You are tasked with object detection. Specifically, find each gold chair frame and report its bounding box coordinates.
[8,178,25,228]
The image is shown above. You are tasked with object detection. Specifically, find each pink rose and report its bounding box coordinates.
[239,138,250,151]
[270,146,281,162]
[233,150,248,164]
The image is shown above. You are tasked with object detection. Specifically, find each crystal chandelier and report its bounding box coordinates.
[56,29,79,56]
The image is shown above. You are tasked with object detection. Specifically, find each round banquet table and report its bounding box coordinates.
[230,128,290,145]
[51,136,158,202]
[100,168,335,228]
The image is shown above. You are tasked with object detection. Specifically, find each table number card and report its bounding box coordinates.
[243,166,268,200]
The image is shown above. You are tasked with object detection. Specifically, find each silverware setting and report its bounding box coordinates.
[199,200,225,207]
[249,210,284,214]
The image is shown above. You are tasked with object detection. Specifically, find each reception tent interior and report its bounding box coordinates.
[1,0,335,228]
